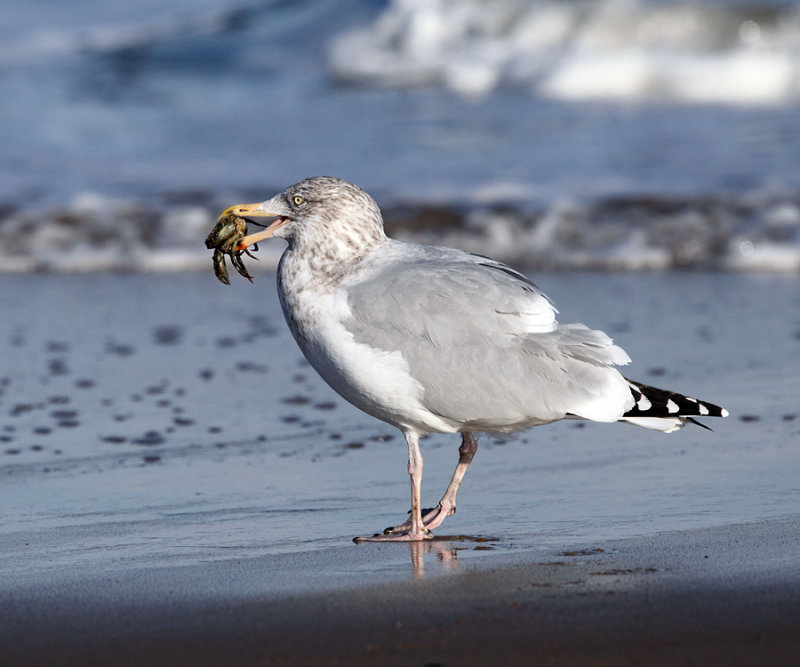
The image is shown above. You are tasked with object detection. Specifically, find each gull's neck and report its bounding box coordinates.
[281,217,387,294]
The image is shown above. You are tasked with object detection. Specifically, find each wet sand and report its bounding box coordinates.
[1,273,798,665]
[3,517,799,666]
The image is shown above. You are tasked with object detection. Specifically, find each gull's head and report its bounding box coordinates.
[221,176,386,254]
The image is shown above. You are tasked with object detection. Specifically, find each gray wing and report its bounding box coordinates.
[343,243,632,429]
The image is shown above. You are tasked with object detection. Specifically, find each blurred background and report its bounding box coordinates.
[2,0,800,272]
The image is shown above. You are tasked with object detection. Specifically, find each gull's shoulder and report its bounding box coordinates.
[352,239,545,292]
[342,239,558,337]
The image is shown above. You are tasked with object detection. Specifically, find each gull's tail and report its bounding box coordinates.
[621,378,729,433]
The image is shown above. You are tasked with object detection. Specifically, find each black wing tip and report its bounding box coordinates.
[624,378,728,421]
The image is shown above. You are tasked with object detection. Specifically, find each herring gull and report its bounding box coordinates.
[211,176,728,542]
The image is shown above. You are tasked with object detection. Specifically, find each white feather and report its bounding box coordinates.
[622,416,684,433]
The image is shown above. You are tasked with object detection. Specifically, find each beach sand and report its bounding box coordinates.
[3,518,799,666]
[1,272,798,665]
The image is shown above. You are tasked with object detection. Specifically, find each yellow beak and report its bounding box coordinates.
[218,202,291,251]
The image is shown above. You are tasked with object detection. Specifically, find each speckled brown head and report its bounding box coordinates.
[221,176,387,258]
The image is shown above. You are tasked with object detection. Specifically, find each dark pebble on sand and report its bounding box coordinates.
[57,420,80,428]
[5,448,20,455]
[235,361,268,373]
[173,417,194,426]
[46,341,70,353]
[49,395,70,404]
[208,426,222,433]
[11,403,36,416]
[33,427,51,435]
[329,433,342,440]
[145,383,168,395]
[242,328,279,343]
[75,379,95,389]
[143,455,161,464]
[0,435,13,443]
[281,415,300,423]
[245,315,278,336]
[344,441,365,449]
[133,431,165,446]
[696,326,713,341]
[215,336,236,348]
[608,321,631,333]
[51,409,78,420]
[47,358,69,376]
[647,367,666,377]
[153,325,183,345]
[199,369,214,381]
[102,435,127,444]
[282,395,311,405]
[782,414,796,421]
[105,341,136,356]
[560,548,604,557]
[314,402,337,410]
[739,414,760,422]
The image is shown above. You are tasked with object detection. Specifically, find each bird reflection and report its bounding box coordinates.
[408,539,459,578]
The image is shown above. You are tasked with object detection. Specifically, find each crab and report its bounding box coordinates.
[204,210,258,285]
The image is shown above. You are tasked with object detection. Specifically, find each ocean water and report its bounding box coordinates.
[1,0,800,272]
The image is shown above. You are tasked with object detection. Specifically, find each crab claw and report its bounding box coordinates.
[230,250,254,283]
[212,248,231,285]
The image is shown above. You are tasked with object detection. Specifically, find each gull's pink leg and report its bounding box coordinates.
[384,432,478,535]
[354,431,431,542]
[421,432,477,531]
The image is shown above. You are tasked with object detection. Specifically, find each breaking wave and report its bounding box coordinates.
[329,0,800,105]
[2,189,798,273]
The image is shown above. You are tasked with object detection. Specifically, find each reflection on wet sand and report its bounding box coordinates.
[406,536,499,578]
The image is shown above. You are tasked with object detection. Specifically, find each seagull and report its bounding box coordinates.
[216,176,728,542]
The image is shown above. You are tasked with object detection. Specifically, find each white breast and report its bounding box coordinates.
[283,284,458,434]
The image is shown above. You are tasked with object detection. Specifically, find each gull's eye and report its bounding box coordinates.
[292,195,304,206]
